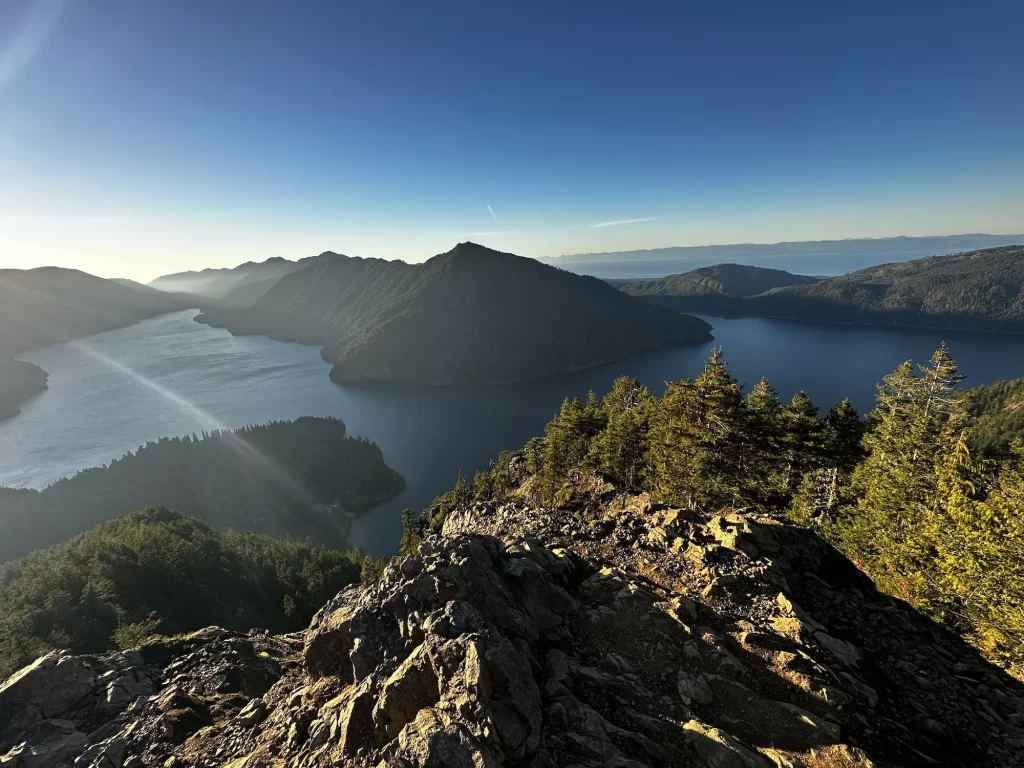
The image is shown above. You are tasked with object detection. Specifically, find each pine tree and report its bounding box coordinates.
[539,396,606,501]
[742,378,786,505]
[791,399,864,526]
[649,350,746,509]
[399,508,423,556]
[589,377,654,488]
[780,391,822,493]
[832,347,967,608]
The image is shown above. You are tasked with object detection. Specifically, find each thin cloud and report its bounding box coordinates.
[487,205,499,221]
[593,216,659,228]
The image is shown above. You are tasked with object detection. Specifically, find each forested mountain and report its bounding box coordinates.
[0,417,404,563]
[430,344,1024,679]
[0,507,373,678]
[744,245,1024,331]
[196,242,712,385]
[149,256,311,299]
[622,263,818,313]
[625,263,819,297]
[622,246,1024,334]
[0,267,191,420]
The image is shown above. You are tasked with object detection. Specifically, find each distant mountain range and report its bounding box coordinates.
[149,256,316,305]
[544,234,1024,279]
[621,245,1024,334]
[0,268,192,420]
[195,242,713,385]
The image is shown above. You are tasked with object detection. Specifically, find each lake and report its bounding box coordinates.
[3,309,1024,556]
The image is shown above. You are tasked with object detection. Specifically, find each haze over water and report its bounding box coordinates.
[5,310,1024,555]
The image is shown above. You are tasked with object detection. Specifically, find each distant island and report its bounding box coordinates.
[194,242,712,386]
[0,268,192,421]
[0,417,404,564]
[622,245,1024,335]
[544,233,1024,278]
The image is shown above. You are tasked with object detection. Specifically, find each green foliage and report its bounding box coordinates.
[588,378,655,488]
[649,351,749,509]
[360,556,389,586]
[399,509,423,556]
[113,615,162,651]
[539,394,607,501]
[454,342,1024,677]
[0,417,405,564]
[967,376,1024,458]
[829,345,967,608]
[0,507,366,679]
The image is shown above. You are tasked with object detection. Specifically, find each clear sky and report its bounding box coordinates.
[1,0,1022,281]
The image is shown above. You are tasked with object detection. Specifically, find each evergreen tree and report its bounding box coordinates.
[650,351,746,509]
[780,391,822,493]
[742,377,786,504]
[791,399,864,526]
[589,377,655,488]
[399,508,423,556]
[539,396,607,501]
[832,347,967,608]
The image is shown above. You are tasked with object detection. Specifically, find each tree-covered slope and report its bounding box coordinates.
[0,267,192,419]
[622,263,819,313]
[0,417,404,564]
[0,507,373,678]
[968,376,1024,457]
[149,256,313,299]
[196,242,712,385]
[624,263,819,298]
[743,245,1024,331]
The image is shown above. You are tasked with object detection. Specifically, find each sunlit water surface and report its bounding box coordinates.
[4,309,1024,555]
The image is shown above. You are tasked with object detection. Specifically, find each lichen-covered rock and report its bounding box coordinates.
[3,492,1024,767]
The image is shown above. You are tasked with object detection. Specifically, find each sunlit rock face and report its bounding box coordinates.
[3,488,1024,767]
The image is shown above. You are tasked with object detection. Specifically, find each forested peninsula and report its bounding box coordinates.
[0,417,404,564]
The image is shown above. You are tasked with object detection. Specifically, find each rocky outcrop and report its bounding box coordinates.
[3,490,1024,767]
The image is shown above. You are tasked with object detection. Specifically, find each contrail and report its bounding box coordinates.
[487,205,498,221]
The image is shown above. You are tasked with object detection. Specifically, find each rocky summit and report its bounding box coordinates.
[3,489,1024,768]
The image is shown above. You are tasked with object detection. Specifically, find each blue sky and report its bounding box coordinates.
[1,0,1022,280]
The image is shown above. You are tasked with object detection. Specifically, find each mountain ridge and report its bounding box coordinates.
[0,268,193,421]
[2,487,1022,767]
[622,245,1024,334]
[196,242,713,386]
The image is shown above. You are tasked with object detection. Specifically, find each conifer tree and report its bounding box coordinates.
[742,377,786,504]
[589,377,655,488]
[791,399,864,526]
[833,347,967,607]
[540,396,606,500]
[399,508,423,556]
[650,350,746,509]
[781,391,822,493]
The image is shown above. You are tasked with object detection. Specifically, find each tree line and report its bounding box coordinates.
[423,345,1024,679]
[0,507,379,679]
[0,417,405,563]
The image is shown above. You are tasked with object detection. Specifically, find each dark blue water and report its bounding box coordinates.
[3,310,1024,555]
